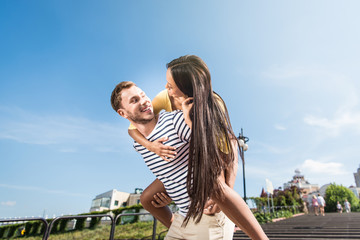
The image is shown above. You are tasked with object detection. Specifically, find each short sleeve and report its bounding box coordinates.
[173,111,191,142]
[152,89,172,115]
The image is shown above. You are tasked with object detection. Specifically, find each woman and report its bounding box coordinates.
[130,55,268,239]
[312,195,319,216]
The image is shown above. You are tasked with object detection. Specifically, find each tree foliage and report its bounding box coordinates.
[252,186,303,209]
[324,183,359,212]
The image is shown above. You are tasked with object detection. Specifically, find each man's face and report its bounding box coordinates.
[117,86,154,124]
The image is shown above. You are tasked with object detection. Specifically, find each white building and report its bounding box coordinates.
[283,169,319,201]
[90,188,143,212]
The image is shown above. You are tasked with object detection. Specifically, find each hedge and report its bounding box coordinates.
[253,209,299,224]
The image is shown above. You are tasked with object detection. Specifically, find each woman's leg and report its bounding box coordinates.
[140,178,173,228]
[213,180,268,240]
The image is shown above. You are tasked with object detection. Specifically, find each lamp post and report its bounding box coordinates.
[237,128,249,203]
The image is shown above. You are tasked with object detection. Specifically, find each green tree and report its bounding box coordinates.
[324,183,359,212]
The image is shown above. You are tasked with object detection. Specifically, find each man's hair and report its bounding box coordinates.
[110,81,136,112]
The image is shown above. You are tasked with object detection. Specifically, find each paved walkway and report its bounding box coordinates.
[233,212,360,240]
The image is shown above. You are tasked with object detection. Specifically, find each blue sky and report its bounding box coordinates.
[1,0,360,218]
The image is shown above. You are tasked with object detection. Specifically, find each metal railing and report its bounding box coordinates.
[0,212,160,240]
[0,217,49,240]
[113,212,157,240]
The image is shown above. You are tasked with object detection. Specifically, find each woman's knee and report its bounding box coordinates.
[140,189,154,209]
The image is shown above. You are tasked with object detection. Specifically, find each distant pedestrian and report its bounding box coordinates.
[312,195,319,216]
[317,194,326,216]
[302,201,309,214]
[344,199,351,213]
[336,201,343,213]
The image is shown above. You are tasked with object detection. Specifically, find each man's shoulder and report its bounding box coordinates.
[159,110,183,117]
[158,110,184,122]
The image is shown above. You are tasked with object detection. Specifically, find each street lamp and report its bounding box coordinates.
[237,128,249,203]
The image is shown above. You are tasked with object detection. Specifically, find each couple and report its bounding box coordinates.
[111,55,268,240]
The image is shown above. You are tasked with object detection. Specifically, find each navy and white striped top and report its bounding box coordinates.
[134,111,191,217]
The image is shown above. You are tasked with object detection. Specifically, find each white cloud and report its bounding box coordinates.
[0,106,129,152]
[263,64,360,138]
[304,111,360,137]
[1,201,16,207]
[300,159,348,176]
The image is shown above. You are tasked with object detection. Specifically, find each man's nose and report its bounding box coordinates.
[140,97,149,105]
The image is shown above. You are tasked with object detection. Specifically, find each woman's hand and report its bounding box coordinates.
[203,199,221,215]
[151,192,172,208]
[182,97,193,129]
[146,137,177,161]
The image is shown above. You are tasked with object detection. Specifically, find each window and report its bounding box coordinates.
[114,200,119,206]
[91,199,101,208]
[101,197,111,208]
[91,197,111,208]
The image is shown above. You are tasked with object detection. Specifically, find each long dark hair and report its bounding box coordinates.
[167,55,238,224]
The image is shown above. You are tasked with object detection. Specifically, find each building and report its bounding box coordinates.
[349,185,360,198]
[128,188,143,206]
[354,165,360,188]
[283,169,319,201]
[90,188,143,212]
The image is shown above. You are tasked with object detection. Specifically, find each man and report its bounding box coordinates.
[317,194,326,216]
[111,81,234,240]
[344,199,351,213]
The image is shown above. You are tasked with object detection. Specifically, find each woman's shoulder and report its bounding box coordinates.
[154,89,169,99]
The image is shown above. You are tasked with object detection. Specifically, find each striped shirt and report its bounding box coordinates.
[134,110,191,216]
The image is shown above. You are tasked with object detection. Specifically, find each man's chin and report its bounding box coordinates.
[130,116,154,124]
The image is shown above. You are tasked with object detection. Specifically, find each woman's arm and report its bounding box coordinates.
[213,182,268,240]
[128,128,176,161]
[204,139,239,215]
[225,139,239,189]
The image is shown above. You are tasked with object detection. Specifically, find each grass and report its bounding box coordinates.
[10,221,168,240]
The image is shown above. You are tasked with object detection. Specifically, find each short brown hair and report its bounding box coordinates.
[110,81,136,112]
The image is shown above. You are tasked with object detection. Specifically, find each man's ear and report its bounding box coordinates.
[117,109,127,119]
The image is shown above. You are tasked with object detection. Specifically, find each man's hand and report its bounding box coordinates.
[203,199,221,215]
[146,137,177,161]
[151,192,172,208]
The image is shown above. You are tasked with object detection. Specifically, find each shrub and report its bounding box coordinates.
[89,216,101,229]
[59,219,70,232]
[75,218,86,231]
[325,183,359,212]
[6,224,21,238]
[24,221,33,236]
[31,221,41,235]
[0,226,6,238]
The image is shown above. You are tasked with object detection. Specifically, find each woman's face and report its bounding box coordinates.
[166,68,187,99]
